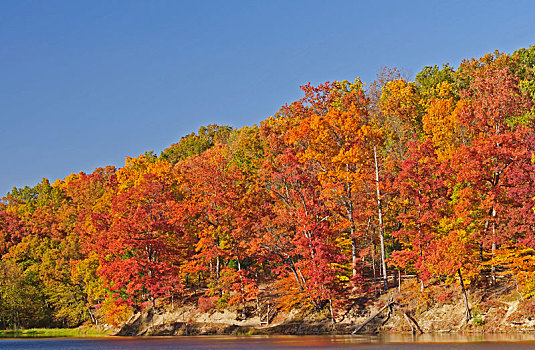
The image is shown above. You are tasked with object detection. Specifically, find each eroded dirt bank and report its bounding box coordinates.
[116,280,535,336]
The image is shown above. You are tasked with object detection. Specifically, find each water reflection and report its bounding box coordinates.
[0,334,535,349]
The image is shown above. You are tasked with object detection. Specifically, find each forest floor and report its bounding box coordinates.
[115,277,535,336]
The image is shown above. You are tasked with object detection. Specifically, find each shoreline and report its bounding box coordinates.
[0,328,109,338]
[1,327,535,339]
[116,321,535,337]
[2,323,535,337]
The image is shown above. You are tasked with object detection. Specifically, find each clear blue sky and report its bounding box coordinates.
[1,0,534,195]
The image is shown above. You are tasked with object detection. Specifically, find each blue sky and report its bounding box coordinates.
[1,0,534,195]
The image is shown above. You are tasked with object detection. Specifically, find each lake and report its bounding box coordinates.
[1,334,535,349]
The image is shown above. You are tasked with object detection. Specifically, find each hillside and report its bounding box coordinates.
[1,46,535,332]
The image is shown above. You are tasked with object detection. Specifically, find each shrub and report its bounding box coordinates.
[198,296,218,313]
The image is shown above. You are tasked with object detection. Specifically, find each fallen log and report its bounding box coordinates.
[406,312,423,334]
[352,299,396,334]
[401,311,415,334]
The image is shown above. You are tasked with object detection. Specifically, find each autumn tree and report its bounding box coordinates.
[286,80,384,291]
[257,116,345,316]
[92,155,186,312]
[454,66,534,283]
[175,144,264,315]
[161,124,233,164]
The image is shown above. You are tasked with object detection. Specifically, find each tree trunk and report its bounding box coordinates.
[216,254,222,297]
[457,269,472,322]
[491,207,497,285]
[402,311,415,334]
[351,233,357,278]
[88,307,97,325]
[366,218,378,294]
[216,255,220,281]
[236,248,246,320]
[344,163,358,279]
[352,299,396,334]
[374,146,388,291]
[329,297,335,324]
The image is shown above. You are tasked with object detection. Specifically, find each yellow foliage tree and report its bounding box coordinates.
[289,80,383,280]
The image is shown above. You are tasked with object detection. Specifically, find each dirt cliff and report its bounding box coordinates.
[116,278,535,336]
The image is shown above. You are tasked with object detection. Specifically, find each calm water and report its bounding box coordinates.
[1,334,535,349]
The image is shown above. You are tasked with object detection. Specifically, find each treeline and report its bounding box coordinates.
[1,46,535,329]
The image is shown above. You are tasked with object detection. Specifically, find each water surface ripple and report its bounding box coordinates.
[1,334,535,349]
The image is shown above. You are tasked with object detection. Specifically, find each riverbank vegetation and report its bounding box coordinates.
[1,45,535,332]
[0,328,109,338]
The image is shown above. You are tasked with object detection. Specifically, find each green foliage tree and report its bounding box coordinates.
[160,124,233,164]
